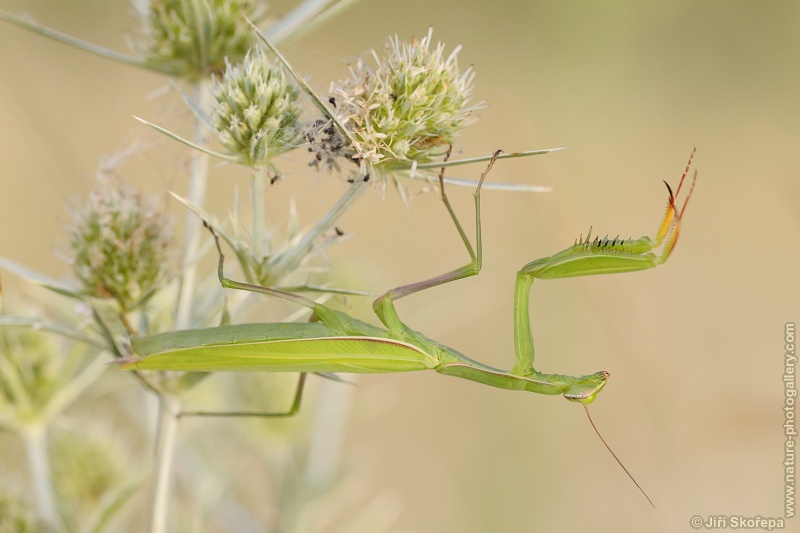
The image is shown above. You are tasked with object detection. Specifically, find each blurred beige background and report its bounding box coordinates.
[1,0,799,531]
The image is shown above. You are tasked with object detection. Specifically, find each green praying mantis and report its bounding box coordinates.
[124,148,697,506]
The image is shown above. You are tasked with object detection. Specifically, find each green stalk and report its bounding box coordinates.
[22,423,59,531]
[0,9,160,73]
[148,394,181,533]
[175,81,212,330]
[268,0,365,47]
[252,166,266,263]
[267,178,368,280]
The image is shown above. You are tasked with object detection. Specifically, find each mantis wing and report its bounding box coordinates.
[125,323,439,373]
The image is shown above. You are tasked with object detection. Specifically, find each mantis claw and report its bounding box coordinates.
[519,148,698,280]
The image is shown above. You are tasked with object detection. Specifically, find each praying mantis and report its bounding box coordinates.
[124,148,697,505]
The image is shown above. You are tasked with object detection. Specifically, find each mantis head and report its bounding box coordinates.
[563,371,610,404]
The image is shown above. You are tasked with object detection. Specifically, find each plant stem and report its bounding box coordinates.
[22,423,59,531]
[267,178,368,280]
[148,394,181,533]
[252,166,266,263]
[175,81,212,330]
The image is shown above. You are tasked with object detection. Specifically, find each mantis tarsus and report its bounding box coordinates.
[125,149,697,506]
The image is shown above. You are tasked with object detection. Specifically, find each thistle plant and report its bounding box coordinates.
[331,27,482,173]
[50,426,136,526]
[134,0,267,80]
[0,492,45,533]
[210,47,302,166]
[0,321,107,531]
[0,327,61,427]
[67,176,175,312]
[0,2,558,532]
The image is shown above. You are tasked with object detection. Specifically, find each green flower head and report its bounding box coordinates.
[0,326,59,424]
[332,28,483,170]
[211,47,303,166]
[52,428,126,519]
[67,176,174,310]
[0,492,45,533]
[134,0,266,80]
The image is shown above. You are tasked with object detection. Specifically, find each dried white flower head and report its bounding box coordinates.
[211,47,303,166]
[67,177,174,310]
[331,28,482,171]
[133,0,266,80]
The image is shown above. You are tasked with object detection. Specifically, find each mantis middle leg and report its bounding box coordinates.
[371,150,499,334]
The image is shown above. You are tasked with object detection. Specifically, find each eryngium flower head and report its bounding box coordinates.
[52,429,126,517]
[0,492,44,533]
[331,28,482,169]
[67,177,173,310]
[0,326,59,423]
[133,0,266,80]
[211,47,302,166]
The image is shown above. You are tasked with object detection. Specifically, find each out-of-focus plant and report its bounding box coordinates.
[0,316,108,531]
[0,1,554,532]
[67,176,175,312]
[133,0,267,80]
[0,491,46,533]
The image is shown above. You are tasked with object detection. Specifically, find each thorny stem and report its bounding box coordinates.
[22,424,59,531]
[175,81,212,330]
[149,394,182,533]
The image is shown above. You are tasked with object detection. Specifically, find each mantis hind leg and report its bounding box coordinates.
[179,373,308,418]
[372,150,501,333]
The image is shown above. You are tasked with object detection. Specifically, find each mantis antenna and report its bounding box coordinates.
[584,406,655,507]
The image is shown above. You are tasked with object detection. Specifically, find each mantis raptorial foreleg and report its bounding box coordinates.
[372,152,659,505]
[513,147,697,374]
